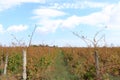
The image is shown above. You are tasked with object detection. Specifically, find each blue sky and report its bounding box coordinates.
[0,0,120,47]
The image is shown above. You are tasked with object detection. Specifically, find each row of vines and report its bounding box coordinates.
[0,46,59,80]
[62,47,120,80]
[0,46,120,80]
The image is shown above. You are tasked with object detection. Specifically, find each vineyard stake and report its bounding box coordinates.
[23,50,27,80]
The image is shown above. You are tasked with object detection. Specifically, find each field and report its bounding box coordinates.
[0,46,120,80]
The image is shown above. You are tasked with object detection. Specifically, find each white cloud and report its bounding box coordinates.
[33,8,65,33]
[0,0,45,11]
[0,24,4,33]
[50,1,108,9]
[33,8,66,19]
[61,15,81,28]
[7,25,28,32]
[33,1,120,33]
[81,1,108,9]
[62,2,120,30]
[0,0,114,13]
[36,19,63,33]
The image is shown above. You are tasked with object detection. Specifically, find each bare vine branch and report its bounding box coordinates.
[28,25,37,47]
[73,28,106,47]
[11,34,25,46]
[72,32,91,47]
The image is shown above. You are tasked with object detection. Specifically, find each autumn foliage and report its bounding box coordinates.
[0,46,120,80]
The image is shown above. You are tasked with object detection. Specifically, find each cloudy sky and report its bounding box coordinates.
[0,0,120,47]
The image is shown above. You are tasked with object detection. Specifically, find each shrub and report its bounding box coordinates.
[8,53,22,74]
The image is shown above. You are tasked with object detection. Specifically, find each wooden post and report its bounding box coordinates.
[3,53,8,75]
[23,50,27,80]
[94,51,100,79]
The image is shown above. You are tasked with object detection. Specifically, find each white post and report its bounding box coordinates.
[23,50,27,80]
[3,53,8,75]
